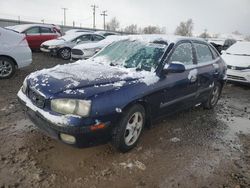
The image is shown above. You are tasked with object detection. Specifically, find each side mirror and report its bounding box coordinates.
[221,50,226,54]
[163,62,185,74]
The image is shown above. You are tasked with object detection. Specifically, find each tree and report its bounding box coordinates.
[175,19,194,36]
[124,24,138,34]
[106,17,120,31]
[142,26,165,34]
[199,29,210,39]
[245,35,250,41]
[232,30,241,35]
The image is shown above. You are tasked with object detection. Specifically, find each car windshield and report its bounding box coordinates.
[93,40,167,71]
[226,42,250,56]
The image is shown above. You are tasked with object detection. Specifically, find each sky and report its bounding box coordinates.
[0,0,249,35]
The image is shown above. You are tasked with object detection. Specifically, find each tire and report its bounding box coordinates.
[58,48,71,60]
[203,81,222,109]
[0,57,16,79]
[112,104,146,152]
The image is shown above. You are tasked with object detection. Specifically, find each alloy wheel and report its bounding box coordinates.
[0,60,13,77]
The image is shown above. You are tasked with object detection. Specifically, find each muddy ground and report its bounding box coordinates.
[0,53,250,188]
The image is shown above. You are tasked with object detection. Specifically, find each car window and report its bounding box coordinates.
[194,43,213,63]
[169,42,193,65]
[78,35,92,42]
[25,27,40,34]
[93,35,105,41]
[40,27,53,34]
[209,45,220,59]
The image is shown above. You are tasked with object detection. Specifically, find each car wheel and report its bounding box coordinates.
[0,57,16,79]
[59,48,71,60]
[203,82,222,109]
[112,104,145,152]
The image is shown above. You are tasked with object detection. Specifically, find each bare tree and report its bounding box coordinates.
[199,29,210,39]
[124,24,138,34]
[245,35,250,41]
[232,30,242,35]
[142,26,165,34]
[106,17,120,31]
[175,19,194,36]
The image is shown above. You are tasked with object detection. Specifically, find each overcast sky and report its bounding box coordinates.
[0,0,249,35]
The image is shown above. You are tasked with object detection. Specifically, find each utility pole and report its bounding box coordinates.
[41,19,44,24]
[100,10,108,30]
[18,16,20,24]
[62,8,68,26]
[91,4,98,29]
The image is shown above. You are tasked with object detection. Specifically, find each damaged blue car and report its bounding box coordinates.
[18,35,227,152]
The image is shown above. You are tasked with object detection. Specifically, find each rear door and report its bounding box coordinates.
[40,27,58,44]
[158,41,198,116]
[193,41,218,102]
[24,27,41,49]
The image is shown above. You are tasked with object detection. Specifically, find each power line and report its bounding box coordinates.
[62,8,68,26]
[91,4,98,29]
[100,10,108,30]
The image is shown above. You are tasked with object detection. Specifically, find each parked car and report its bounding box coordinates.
[17,35,226,152]
[208,38,236,54]
[6,24,61,50]
[40,33,105,60]
[95,31,119,37]
[0,27,32,79]
[65,29,94,35]
[71,35,125,60]
[221,41,250,85]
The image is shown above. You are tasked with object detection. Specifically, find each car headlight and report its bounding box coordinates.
[22,78,28,93]
[51,99,91,117]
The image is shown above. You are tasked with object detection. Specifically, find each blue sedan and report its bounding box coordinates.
[17,35,227,152]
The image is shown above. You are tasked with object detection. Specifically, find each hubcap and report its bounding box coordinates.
[0,60,12,77]
[61,49,70,59]
[210,85,220,106]
[124,112,143,146]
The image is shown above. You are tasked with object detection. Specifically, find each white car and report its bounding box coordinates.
[0,27,32,79]
[221,41,250,85]
[40,33,105,60]
[65,29,94,35]
[71,35,125,60]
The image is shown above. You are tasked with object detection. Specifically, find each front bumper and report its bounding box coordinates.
[226,69,250,84]
[71,53,84,60]
[17,90,111,147]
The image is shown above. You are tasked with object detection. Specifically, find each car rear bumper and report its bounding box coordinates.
[12,46,32,68]
[226,69,250,84]
[17,90,112,147]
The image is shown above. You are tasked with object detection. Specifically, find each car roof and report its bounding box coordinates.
[5,24,58,32]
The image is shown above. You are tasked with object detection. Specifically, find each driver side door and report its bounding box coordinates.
[158,41,198,116]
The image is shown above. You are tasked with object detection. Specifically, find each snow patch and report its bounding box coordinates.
[188,69,198,80]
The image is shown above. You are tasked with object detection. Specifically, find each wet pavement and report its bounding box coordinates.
[0,53,250,188]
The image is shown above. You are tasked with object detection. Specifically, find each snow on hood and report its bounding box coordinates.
[226,42,250,56]
[27,57,159,96]
[42,38,66,46]
[222,53,250,67]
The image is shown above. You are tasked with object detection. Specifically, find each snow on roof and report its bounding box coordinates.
[226,41,250,55]
[59,32,92,41]
[5,24,58,33]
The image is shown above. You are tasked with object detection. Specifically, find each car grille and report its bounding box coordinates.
[28,88,45,108]
[227,74,247,81]
[71,49,84,55]
[227,65,249,70]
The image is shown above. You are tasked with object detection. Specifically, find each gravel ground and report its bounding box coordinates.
[0,53,250,188]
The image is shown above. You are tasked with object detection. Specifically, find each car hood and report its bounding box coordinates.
[26,58,159,99]
[222,53,250,68]
[42,39,66,46]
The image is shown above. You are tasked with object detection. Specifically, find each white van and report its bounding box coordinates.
[0,27,32,78]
